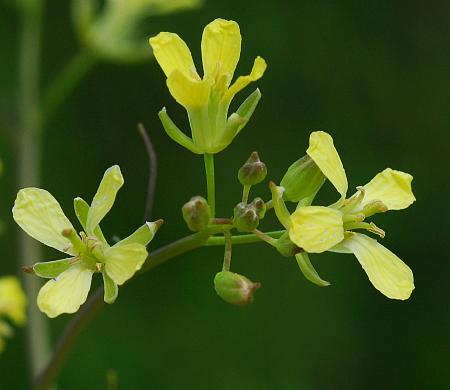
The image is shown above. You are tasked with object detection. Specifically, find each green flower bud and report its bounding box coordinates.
[238,152,267,186]
[214,271,261,306]
[280,155,326,203]
[182,196,210,231]
[249,197,266,219]
[233,202,259,232]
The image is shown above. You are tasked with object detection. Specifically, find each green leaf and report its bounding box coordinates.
[295,252,330,287]
[115,221,161,247]
[73,197,108,244]
[102,270,118,304]
[86,165,124,236]
[33,258,73,278]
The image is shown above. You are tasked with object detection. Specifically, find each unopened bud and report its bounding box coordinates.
[238,152,267,186]
[182,196,211,231]
[280,155,326,203]
[249,197,266,219]
[214,271,261,306]
[233,202,259,232]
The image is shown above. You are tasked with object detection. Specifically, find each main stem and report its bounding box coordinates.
[17,0,51,380]
[203,153,215,217]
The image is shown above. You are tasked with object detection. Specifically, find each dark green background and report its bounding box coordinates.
[1,0,449,388]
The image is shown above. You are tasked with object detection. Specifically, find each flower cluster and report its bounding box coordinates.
[271,131,415,300]
[13,166,161,317]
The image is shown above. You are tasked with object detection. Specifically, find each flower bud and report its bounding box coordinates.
[280,155,326,203]
[214,271,261,306]
[238,152,267,186]
[249,197,266,219]
[182,196,210,231]
[233,202,259,232]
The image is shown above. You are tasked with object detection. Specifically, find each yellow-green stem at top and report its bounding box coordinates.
[204,153,216,217]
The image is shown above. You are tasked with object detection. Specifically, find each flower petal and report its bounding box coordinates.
[0,277,27,325]
[73,197,108,244]
[102,271,118,304]
[167,69,211,108]
[149,32,198,79]
[104,244,148,286]
[289,206,344,253]
[224,56,267,102]
[86,165,124,236]
[201,18,241,82]
[37,264,94,318]
[340,233,414,300]
[13,188,75,254]
[361,168,415,210]
[306,131,348,202]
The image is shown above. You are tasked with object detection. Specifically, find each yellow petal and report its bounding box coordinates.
[362,168,415,210]
[307,131,348,201]
[289,206,344,253]
[86,165,124,235]
[167,69,211,108]
[37,264,94,318]
[201,18,241,82]
[149,32,198,79]
[105,243,148,285]
[224,56,267,101]
[13,188,75,254]
[342,233,414,300]
[0,277,27,325]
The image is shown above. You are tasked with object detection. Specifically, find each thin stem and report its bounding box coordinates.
[205,230,285,246]
[222,231,232,271]
[17,0,51,381]
[40,49,97,128]
[203,153,215,217]
[35,227,224,389]
[242,185,251,204]
[253,229,278,247]
[138,123,158,222]
[265,199,273,210]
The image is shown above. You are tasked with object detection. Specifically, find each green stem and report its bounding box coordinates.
[203,153,215,217]
[40,49,97,128]
[222,231,232,271]
[242,185,251,204]
[17,0,52,381]
[205,230,285,246]
[34,226,226,390]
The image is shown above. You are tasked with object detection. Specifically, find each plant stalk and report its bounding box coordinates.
[203,153,215,217]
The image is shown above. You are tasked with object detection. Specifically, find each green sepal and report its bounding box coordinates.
[295,252,330,287]
[221,89,261,145]
[102,270,118,304]
[280,155,326,203]
[115,221,162,247]
[73,197,108,244]
[158,108,202,154]
[33,258,73,278]
[269,182,292,230]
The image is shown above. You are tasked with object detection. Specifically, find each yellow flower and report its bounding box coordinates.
[13,166,161,318]
[271,131,415,300]
[149,18,267,154]
[0,276,26,352]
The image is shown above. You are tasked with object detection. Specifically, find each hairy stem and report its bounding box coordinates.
[203,153,215,217]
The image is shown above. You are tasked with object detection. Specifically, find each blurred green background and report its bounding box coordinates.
[1,0,449,388]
